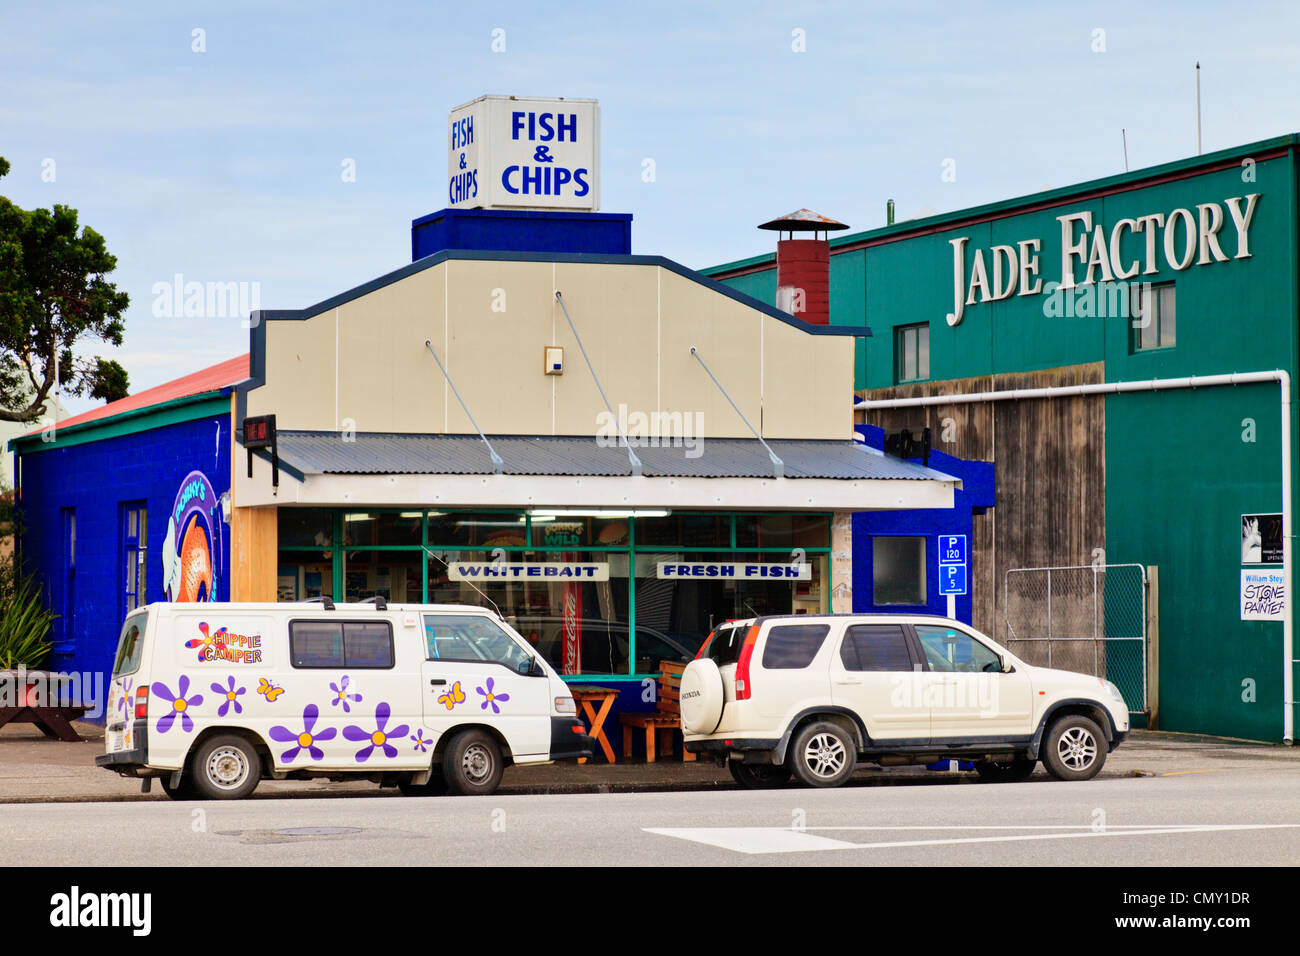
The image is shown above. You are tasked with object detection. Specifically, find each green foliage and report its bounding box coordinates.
[0,567,54,670]
[0,155,130,423]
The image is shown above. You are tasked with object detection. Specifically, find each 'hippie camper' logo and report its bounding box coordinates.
[163,471,224,602]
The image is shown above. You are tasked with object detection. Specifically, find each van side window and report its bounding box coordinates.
[423,614,530,670]
[290,620,395,669]
[761,624,830,669]
[840,624,913,672]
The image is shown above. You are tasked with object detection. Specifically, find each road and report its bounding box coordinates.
[3,765,1297,866]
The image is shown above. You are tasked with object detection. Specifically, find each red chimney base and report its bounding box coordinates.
[776,238,830,325]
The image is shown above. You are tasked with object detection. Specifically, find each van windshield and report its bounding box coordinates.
[112,612,148,678]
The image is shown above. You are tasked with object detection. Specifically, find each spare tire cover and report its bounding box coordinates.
[680,658,725,735]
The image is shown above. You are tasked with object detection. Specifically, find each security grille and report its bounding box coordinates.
[1004,564,1147,714]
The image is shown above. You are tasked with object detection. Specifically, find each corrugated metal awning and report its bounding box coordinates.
[272,432,953,482]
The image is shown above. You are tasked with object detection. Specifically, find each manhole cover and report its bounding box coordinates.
[272,826,363,837]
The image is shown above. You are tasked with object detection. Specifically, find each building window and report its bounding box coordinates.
[1131,282,1175,352]
[895,323,930,383]
[872,536,927,606]
[122,503,147,614]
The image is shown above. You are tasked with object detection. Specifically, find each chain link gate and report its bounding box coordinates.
[1004,564,1148,715]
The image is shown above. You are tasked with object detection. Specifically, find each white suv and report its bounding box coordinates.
[680,614,1130,788]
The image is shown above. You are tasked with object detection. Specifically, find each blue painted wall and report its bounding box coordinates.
[16,413,232,687]
[852,424,995,624]
[411,207,633,261]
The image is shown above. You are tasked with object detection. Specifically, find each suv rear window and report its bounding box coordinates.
[290,620,395,668]
[761,623,830,669]
[704,624,747,666]
[112,612,148,678]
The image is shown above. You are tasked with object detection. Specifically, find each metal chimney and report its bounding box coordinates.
[757,208,848,325]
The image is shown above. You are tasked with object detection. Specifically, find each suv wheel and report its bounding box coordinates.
[190,734,262,800]
[974,757,1036,783]
[1042,715,1107,781]
[729,759,792,790]
[788,722,856,788]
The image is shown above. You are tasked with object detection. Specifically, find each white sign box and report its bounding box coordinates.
[656,562,811,581]
[447,562,608,581]
[447,95,600,211]
[1240,569,1285,621]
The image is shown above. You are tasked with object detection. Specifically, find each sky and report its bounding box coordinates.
[2,0,1298,415]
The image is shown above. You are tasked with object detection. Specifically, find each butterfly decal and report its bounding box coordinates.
[437,681,466,711]
[257,677,285,702]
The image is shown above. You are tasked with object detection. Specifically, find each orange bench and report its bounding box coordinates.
[619,661,695,763]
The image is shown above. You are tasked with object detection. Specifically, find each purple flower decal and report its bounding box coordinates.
[329,675,363,713]
[411,729,431,753]
[268,704,337,763]
[152,675,204,734]
[476,677,510,714]
[116,677,133,718]
[342,702,410,763]
[210,675,247,717]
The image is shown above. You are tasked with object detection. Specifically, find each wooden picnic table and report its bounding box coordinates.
[567,685,620,763]
[0,671,90,742]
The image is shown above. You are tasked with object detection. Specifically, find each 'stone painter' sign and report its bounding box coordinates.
[448,95,600,211]
[656,562,811,580]
[1240,569,1285,621]
[447,562,609,581]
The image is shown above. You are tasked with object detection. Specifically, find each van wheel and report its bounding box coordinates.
[1042,715,1107,781]
[729,760,792,790]
[788,722,856,788]
[974,758,1037,783]
[441,730,504,796]
[191,734,262,800]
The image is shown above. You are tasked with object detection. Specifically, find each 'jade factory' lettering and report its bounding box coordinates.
[945,194,1261,325]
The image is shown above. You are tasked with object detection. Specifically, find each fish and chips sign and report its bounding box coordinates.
[448,94,600,211]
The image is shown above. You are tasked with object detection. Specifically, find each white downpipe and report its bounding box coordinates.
[854,370,1294,744]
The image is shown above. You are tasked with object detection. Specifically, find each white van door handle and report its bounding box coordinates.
[835,678,862,685]
[429,679,447,687]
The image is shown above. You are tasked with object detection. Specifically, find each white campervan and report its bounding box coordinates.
[96,598,592,799]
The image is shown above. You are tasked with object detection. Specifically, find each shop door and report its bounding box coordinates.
[420,613,552,758]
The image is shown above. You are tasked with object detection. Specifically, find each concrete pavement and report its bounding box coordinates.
[1,720,1297,803]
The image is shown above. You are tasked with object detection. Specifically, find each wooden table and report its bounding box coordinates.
[0,672,89,742]
[0,705,88,742]
[567,685,620,763]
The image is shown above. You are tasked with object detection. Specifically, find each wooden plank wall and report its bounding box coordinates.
[855,362,1106,641]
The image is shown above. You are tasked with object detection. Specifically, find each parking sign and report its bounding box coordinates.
[938,534,967,596]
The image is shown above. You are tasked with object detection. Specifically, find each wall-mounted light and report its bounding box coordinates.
[220,490,232,523]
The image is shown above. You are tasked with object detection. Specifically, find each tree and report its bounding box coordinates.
[0,156,130,423]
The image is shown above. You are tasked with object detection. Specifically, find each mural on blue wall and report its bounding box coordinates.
[162,470,224,602]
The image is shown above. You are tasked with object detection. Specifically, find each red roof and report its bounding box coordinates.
[25,354,249,437]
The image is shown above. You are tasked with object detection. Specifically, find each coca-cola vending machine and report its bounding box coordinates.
[561,552,583,674]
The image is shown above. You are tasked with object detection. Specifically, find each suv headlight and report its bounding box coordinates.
[1103,680,1126,706]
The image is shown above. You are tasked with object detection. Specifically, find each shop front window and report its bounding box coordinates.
[271,508,832,677]
[426,549,632,675]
